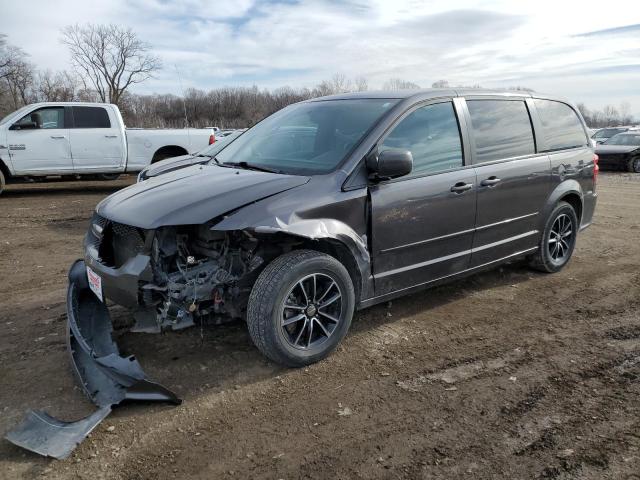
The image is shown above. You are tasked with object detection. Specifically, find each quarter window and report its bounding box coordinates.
[380,102,463,176]
[72,106,111,128]
[467,100,535,162]
[534,99,588,151]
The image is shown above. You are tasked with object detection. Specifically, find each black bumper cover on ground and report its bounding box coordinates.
[5,260,180,459]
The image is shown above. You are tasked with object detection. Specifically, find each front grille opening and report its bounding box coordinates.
[97,221,146,268]
[98,224,116,267]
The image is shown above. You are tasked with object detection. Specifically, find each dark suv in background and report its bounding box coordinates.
[73,89,597,372]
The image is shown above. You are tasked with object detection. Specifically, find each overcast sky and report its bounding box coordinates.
[2,0,639,114]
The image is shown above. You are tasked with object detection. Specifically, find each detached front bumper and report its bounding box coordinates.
[84,239,152,308]
[5,260,180,459]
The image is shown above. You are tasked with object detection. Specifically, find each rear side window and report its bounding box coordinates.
[72,106,111,128]
[467,100,535,163]
[534,99,587,151]
[380,102,463,177]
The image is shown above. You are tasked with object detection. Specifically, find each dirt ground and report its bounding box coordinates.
[0,173,639,480]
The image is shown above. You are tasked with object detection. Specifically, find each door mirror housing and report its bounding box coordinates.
[367,149,413,180]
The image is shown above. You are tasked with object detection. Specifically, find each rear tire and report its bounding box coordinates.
[246,250,355,367]
[0,169,5,196]
[529,201,578,273]
[628,156,640,173]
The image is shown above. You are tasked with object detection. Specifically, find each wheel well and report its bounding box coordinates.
[152,145,188,163]
[254,233,363,302]
[560,192,582,224]
[0,159,10,179]
[305,239,363,302]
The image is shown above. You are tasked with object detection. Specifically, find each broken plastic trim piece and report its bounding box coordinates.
[5,408,111,460]
[5,260,181,459]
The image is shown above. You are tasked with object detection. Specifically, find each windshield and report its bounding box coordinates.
[0,105,32,126]
[595,128,626,138]
[214,99,398,175]
[603,133,640,146]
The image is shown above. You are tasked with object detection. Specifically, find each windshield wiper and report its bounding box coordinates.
[222,161,280,174]
[196,154,221,165]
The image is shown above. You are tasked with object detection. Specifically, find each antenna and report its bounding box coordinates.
[175,64,191,144]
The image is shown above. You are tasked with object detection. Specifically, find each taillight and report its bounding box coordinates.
[209,134,215,145]
[593,153,599,185]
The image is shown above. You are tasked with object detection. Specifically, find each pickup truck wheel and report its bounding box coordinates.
[0,170,5,196]
[246,250,355,367]
[529,201,578,273]
[628,156,640,173]
[97,173,121,181]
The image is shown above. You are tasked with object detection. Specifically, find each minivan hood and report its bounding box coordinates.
[97,164,310,229]
[141,154,203,179]
[595,144,640,154]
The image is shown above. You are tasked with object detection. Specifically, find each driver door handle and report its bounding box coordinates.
[480,176,501,187]
[450,182,473,193]
[50,135,66,139]
[104,135,118,138]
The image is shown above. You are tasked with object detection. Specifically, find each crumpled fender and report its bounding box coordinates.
[217,214,373,301]
[5,260,180,459]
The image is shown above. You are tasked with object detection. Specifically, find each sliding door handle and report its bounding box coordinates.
[104,135,118,138]
[450,182,473,193]
[50,135,66,139]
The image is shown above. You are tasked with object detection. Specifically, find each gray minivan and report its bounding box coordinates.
[7,89,599,459]
[72,88,598,374]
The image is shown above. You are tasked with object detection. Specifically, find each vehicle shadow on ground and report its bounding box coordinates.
[111,260,537,415]
[0,260,537,463]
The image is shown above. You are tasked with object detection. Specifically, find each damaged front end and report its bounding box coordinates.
[6,215,265,459]
[85,213,264,333]
[138,222,264,332]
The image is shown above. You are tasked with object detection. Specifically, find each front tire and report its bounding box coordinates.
[246,250,355,367]
[628,156,640,173]
[529,201,578,273]
[0,169,5,196]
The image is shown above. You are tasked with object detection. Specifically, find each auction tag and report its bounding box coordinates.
[86,266,103,302]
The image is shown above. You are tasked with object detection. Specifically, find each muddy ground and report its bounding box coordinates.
[0,173,639,480]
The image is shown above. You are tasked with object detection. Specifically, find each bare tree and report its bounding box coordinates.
[36,70,80,102]
[384,78,420,90]
[61,24,161,105]
[619,101,632,125]
[330,73,352,93]
[354,76,368,92]
[431,79,449,88]
[4,59,34,108]
[602,104,620,127]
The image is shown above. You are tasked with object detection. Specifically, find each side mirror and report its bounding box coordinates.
[367,149,413,180]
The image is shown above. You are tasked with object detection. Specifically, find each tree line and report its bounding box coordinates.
[1,27,635,130]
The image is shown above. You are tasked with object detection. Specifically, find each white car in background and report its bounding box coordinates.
[0,102,216,194]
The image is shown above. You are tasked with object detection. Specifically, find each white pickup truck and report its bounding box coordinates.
[0,102,216,194]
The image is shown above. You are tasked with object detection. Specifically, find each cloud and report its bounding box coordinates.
[574,23,640,37]
[1,0,640,113]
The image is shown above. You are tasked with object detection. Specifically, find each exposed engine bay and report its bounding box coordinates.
[139,226,265,332]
